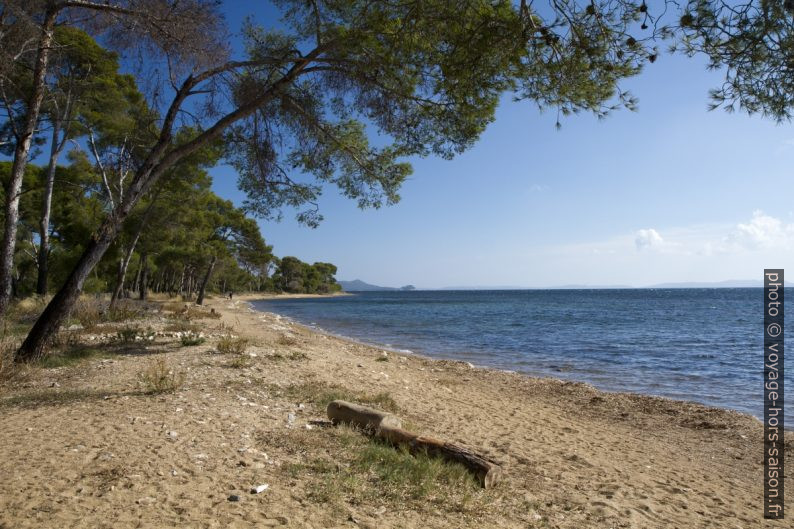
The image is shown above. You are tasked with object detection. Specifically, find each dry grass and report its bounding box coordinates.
[105,303,144,322]
[163,303,222,321]
[268,350,308,361]
[214,321,235,333]
[276,334,299,346]
[163,321,201,333]
[8,297,47,325]
[138,358,184,394]
[72,300,103,330]
[216,334,251,368]
[226,354,251,368]
[276,381,400,413]
[0,338,20,382]
[216,335,248,356]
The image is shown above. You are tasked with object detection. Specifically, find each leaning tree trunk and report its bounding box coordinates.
[17,222,120,362]
[196,255,217,305]
[0,9,58,316]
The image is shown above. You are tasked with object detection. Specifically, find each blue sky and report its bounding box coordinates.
[210,3,794,288]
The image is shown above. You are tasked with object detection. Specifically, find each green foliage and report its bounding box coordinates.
[675,0,794,121]
[271,256,342,294]
[180,332,206,346]
[116,326,141,343]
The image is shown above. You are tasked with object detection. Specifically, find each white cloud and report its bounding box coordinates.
[528,183,548,192]
[726,210,794,250]
[635,228,664,251]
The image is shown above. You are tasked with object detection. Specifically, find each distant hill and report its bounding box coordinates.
[339,280,416,291]
[646,280,765,288]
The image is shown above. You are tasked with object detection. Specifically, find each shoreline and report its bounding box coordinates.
[0,295,790,528]
[237,291,354,300]
[230,297,791,527]
[246,296,780,431]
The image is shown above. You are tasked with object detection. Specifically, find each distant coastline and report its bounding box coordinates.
[340,279,778,291]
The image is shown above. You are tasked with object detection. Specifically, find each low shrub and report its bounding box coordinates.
[139,358,184,394]
[116,326,141,343]
[180,332,206,346]
[217,335,248,355]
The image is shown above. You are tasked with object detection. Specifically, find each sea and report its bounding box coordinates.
[252,289,792,425]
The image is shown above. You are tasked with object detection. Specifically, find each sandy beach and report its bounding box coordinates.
[0,295,790,528]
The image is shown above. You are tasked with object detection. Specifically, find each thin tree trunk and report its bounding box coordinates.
[131,262,140,294]
[178,266,186,298]
[36,122,63,296]
[196,255,217,305]
[109,193,159,310]
[139,251,148,300]
[0,9,58,316]
[108,244,129,311]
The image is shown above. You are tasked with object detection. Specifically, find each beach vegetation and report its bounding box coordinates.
[180,332,206,347]
[138,358,184,394]
[278,381,400,413]
[276,424,480,513]
[38,346,112,369]
[216,335,249,356]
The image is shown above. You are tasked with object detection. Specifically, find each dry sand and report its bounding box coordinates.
[0,295,791,528]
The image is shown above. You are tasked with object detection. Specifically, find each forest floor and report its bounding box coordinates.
[0,294,791,528]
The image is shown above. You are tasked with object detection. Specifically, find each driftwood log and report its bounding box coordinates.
[326,400,502,488]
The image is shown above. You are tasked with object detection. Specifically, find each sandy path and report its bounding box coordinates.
[0,296,790,528]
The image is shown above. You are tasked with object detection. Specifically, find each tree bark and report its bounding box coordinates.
[326,400,403,431]
[0,9,58,315]
[196,255,217,305]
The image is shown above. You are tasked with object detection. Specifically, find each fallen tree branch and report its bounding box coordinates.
[326,400,503,488]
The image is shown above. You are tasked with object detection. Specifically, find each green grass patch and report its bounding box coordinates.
[180,333,206,346]
[0,388,108,408]
[38,346,113,368]
[280,427,479,512]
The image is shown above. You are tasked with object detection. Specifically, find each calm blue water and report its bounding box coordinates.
[253,289,792,424]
